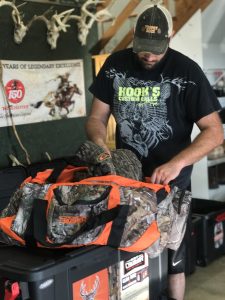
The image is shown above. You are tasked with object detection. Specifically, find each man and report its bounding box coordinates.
[86,3,223,300]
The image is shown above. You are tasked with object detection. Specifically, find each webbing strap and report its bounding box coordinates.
[107,205,129,248]
[24,205,37,248]
[32,199,122,247]
[45,161,68,183]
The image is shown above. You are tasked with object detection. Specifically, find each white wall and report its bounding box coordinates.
[203,43,225,70]
[170,10,203,67]
[170,10,210,199]
[202,0,225,70]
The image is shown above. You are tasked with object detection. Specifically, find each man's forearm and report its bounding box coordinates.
[85,117,109,150]
[170,126,224,168]
[85,98,111,152]
[151,124,224,185]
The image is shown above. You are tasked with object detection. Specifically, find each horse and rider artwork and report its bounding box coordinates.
[32,72,82,118]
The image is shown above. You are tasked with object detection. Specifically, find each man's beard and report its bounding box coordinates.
[137,57,160,70]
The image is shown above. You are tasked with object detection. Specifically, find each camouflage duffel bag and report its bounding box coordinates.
[0,172,170,252]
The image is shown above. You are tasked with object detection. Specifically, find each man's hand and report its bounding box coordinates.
[151,161,183,185]
[94,138,111,155]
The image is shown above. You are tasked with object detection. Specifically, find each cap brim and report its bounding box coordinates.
[133,36,169,55]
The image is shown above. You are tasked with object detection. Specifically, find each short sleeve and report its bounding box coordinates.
[184,64,221,122]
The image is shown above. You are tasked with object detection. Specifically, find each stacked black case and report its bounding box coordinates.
[0,246,168,300]
[192,198,225,266]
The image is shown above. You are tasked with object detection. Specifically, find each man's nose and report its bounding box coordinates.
[144,53,157,61]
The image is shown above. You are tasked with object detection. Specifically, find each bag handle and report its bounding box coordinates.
[45,161,69,183]
[45,157,84,183]
[30,164,88,185]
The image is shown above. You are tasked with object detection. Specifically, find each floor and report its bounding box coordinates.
[185,255,225,300]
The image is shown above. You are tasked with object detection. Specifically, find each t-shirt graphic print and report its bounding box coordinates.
[106,68,194,158]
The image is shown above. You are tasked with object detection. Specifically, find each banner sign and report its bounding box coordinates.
[0,59,86,127]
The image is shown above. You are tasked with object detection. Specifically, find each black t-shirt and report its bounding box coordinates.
[89,48,221,189]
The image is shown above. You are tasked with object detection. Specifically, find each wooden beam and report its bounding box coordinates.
[173,0,213,33]
[91,0,141,54]
[97,0,113,10]
[112,29,133,53]
[163,0,169,8]
[197,0,213,11]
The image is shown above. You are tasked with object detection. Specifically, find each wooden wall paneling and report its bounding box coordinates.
[92,54,116,149]
[92,54,110,75]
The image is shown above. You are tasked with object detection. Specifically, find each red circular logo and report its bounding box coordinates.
[5,79,25,104]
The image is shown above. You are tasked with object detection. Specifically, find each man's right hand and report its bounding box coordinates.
[93,139,111,155]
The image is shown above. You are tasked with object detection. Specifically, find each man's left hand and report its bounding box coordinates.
[150,161,183,185]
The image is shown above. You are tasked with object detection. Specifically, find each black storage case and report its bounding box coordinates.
[0,245,168,300]
[0,246,132,300]
[192,198,225,266]
[185,215,202,275]
[0,166,27,212]
[0,158,68,213]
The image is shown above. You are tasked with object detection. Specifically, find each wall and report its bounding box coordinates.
[170,10,203,67]
[202,0,225,70]
[169,10,211,199]
[0,2,97,168]
[201,0,225,200]
[170,6,225,200]
[203,44,225,70]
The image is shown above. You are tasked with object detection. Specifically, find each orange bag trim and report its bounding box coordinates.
[0,216,25,245]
